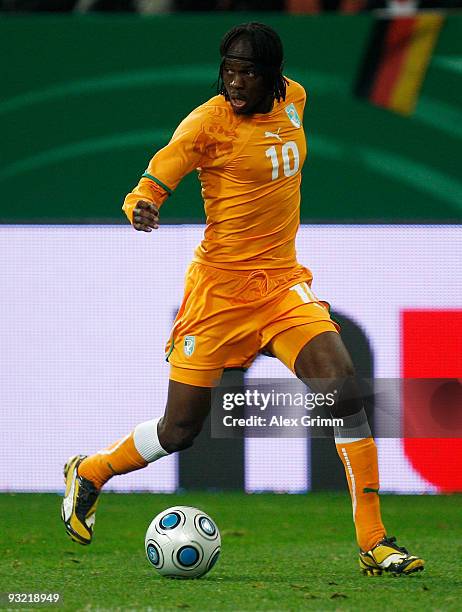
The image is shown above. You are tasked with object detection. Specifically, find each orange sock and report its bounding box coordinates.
[336,437,386,552]
[79,433,147,490]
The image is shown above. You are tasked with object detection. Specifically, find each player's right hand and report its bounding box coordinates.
[133,200,159,232]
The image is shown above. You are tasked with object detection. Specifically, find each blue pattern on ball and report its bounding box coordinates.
[199,517,216,536]
[147,544,159,565]
[178,546,199,567]
[160,512,180,529]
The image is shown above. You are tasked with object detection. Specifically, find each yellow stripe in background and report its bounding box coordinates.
[390,14,444,116]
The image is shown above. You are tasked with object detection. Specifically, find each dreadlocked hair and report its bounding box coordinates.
[217,22,288,103]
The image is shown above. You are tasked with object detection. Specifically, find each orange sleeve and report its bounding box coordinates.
[122,106,207,224]
[122,179,169,224]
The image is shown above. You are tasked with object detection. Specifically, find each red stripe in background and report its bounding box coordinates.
[286,0,321,13]
[340,0,365,12]
[370,18,416,108]
[402,310,462,493]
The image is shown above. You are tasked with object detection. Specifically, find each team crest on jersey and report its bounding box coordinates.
[183,336,195,357]
[285,103,301,129]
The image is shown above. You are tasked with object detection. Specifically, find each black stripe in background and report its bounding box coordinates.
[310,311,375,491]
[354,18,391,99]
[321,0,342,10]
[178,368,245,490]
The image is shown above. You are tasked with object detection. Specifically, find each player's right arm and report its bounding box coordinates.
[123,106,209,231]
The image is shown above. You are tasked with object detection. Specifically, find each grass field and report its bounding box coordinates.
[1,492,461,611]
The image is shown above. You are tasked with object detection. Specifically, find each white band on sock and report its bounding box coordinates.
[334,436,365,444]
[134,417,169,463]
[334,407,371,445]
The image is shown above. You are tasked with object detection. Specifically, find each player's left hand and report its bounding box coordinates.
[133,200,160,232]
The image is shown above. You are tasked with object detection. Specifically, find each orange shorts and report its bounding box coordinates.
[166,262,339,387]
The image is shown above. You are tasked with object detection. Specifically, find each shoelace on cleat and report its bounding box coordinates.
[75,478,99,517]
[381,536,409,556]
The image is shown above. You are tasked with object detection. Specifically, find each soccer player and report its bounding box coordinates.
[62,22,423,576]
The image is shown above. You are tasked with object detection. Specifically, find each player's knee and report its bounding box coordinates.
[319,360,356,381]
[303,362,356,391]
[329,371,365,418]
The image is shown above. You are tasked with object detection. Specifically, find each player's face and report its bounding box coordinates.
[222,38,273,116]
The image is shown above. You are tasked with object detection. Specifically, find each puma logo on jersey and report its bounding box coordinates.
[264,128,282,142]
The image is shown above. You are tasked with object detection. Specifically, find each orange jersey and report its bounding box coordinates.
[123,77,307,270]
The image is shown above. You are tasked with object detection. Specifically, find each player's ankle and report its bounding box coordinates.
[77,465,105,490]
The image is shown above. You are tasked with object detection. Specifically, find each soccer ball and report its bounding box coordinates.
[145,506,221,579]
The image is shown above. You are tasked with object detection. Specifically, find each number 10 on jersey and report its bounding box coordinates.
[265,141,300,180]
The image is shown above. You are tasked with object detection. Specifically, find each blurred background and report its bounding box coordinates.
[1,1,461,495]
